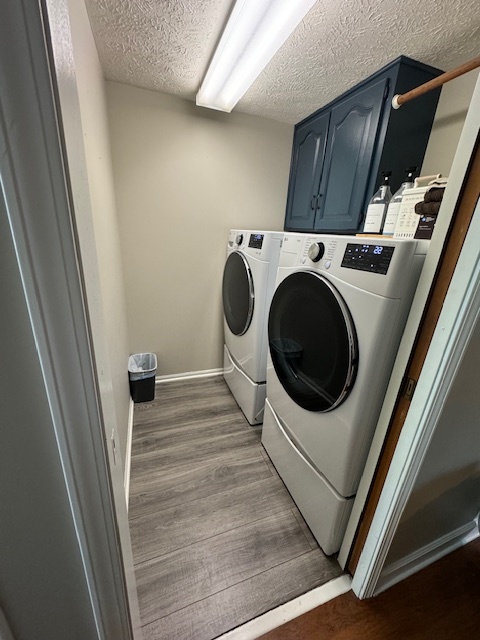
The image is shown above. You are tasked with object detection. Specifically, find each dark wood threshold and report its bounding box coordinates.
[260,536,480,640]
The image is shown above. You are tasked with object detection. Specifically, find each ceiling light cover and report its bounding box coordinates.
[196,0,317,113]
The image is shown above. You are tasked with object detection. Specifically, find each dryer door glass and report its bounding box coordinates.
[222,252,254,336]
[268,271,358,412]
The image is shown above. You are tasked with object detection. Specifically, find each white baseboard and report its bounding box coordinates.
[156,367,223,384]
[375,521,479,595]
[217,574,351,640]
[124,398,134,510]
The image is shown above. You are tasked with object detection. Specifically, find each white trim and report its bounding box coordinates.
[339,72,480,571]
[376,523,479,595]
[124,399,134,509]
[352,194,480,599]
[217,574,352,640]
[156,367,224,384]
[391,94,401,109]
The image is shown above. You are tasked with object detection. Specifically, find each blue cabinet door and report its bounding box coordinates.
[314,77,388,233]
[284,112,330,231]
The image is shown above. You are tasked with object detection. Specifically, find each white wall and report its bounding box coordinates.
[67,0,131,461]
[421,69,479,176]
[106,82,293,376]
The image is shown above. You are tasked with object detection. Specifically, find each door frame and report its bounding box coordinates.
[1,0,140,636]
[352,196,480,598]
[6,0,479,630]
[348,137,480,574]
[347,75,480,597]
[339,74,480,570]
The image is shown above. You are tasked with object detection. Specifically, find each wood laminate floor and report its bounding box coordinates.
[129,377,343,640]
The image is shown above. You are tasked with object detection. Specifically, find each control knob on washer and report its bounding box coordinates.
[235,233,243,245]
[308,242,325,262]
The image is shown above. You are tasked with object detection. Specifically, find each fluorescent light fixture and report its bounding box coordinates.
[196,0,317,113]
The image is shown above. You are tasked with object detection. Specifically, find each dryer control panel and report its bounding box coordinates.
[341,243,395,275]
[278,232,422,300]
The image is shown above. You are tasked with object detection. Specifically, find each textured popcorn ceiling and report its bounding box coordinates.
[85,0,480,124]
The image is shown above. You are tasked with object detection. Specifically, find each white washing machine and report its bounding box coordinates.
[223,229,283,425]
[262,233,427,554]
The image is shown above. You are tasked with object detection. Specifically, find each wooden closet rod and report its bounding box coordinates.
[392,55,480,109]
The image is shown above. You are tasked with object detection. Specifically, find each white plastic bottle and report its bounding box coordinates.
[363,171,392,234]
[382,167,417,235]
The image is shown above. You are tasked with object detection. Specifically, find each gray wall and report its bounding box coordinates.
[104,71,479,379]
[0,2,98,636]
[67,0,131,463]
[0,154,97,640]
[0,1,139,636]
[106,82,293,376]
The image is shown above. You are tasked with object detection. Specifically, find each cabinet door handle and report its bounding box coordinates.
[310,195,317,210]
[316,193,323,210]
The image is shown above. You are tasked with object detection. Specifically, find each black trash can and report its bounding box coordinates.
[128,353,157,402]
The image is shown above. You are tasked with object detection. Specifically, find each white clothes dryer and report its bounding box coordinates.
[223,229,282,425]
[262,233,427,554]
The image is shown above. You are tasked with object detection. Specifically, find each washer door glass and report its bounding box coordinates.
[268,271,358,412]
[222,252,254,336]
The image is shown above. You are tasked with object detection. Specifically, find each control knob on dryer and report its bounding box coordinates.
[308,242,325,262]
[235,233,244,245]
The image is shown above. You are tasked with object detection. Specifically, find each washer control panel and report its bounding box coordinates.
[248,233,264,249]
[227,229,283,260]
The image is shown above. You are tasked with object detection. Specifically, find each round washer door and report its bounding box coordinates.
[268,271,358,412]
[222,252,254,336]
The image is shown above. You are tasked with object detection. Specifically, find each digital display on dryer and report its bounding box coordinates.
[341,243,395,275]
[248,234,264,249]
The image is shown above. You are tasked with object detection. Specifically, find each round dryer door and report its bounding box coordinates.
[268,271,358,412]
[222,252,254,336]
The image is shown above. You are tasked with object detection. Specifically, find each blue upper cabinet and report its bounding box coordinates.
[284,57,443,234]
[316,78,388,232]
[286,112,330,231]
